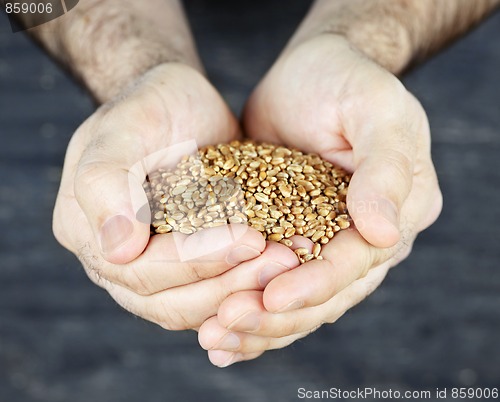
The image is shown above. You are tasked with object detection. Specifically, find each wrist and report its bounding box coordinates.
[288,0,500,76]
[286,1,414,75]
[35,0,202,103]
[319,21,413,75]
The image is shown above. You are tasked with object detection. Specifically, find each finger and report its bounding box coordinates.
[258,165,438,313]
[101,242,299,330]
[215,262,390,339]
[199,317,313,356]
[401,164,443,233]
[216,290,325,338]
[74,150,150,265]
[57,163,269,295]
[113,233,285,295]
[68,203,268,294]
[345,93,429,248]
[70,111,201,265]
[113,224,267,294]
[347,142,414,248]
[129,231,284,295]
[207,350,264,368]
[261,228,393,312]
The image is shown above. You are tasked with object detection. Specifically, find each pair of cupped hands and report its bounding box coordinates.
[53,35,442,367]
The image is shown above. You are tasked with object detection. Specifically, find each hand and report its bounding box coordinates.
[198,35,442,366]
[53,63,298,330]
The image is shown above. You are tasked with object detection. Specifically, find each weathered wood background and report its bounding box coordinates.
[1,1,499,401]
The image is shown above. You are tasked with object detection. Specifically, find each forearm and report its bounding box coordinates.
[22,0,201,103]
[288,0,500,74]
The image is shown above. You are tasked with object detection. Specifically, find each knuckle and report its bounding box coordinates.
[147,298,175,330]
[73,157,108,200]
[379,149,414,186]
[185,261,212,283]
[369,150,414,206]
[75,156,99,182]
[122,268,155,296]
[281,316,302,336]
[155,299,191,331]
[359,245,376,278]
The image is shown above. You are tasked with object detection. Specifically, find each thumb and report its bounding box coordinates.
[74,156,150,264]
[347,145,414,249]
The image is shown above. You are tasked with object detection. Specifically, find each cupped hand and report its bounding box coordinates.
[198,35,442,366]
[53,63,296,330]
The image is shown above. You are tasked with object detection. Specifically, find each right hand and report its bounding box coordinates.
[198,34,443,365]
[53,63,299,330]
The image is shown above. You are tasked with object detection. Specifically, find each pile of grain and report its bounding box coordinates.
[144,141,351,263]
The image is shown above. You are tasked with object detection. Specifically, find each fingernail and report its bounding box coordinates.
[229,312,260,332]
[277,299,304,313]
[214,333,240,351]
[99,215,134,254]
[219,352,243,368]
[258,262,287,287]
[379,198,399,228]
[226,245,261,265]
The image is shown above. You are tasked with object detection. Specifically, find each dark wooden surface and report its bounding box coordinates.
[1,2,499,401]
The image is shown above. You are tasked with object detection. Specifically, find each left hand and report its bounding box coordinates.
[52,64,298,332]
[198,34,442,367]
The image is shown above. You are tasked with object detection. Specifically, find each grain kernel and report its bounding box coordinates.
[313,243,321,258]
[254,193,269,203]
[172,185,187,195]
[147,141,351,264]
[247,177,260,187]
[304,254,314,262]
[311,230,326,242]
[324,187,337,197]
[268,233,284,242]
[295,248,309,256]
[156,224,172,234]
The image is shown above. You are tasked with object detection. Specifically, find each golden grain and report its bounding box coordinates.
[145,141,351,264]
